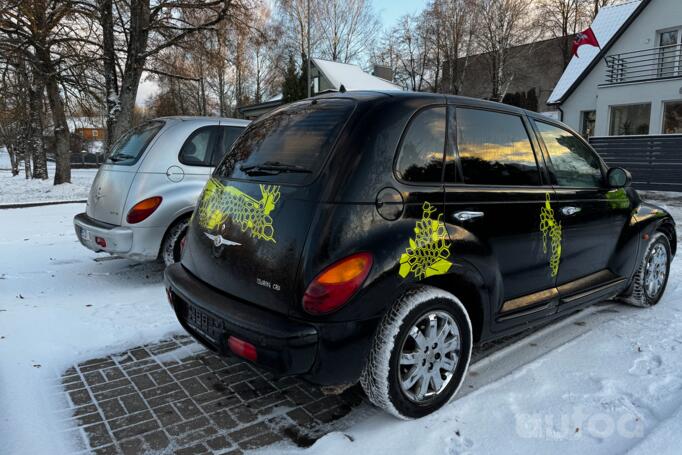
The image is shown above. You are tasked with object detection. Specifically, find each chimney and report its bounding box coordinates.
[372,64,393,82]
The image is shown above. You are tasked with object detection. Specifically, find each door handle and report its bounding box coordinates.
[453,211,485,222]
[561,206,581,216]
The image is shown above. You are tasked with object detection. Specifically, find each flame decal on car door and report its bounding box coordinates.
[539,192,562,277]
[197,178,281,242]
[399,202,453,279]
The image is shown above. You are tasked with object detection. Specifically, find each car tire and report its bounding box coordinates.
[619,231,672,308]
[360,286,473,419]
[161,217,189,266]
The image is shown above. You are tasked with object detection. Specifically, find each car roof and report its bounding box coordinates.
[155,116,250,126]
[313,90,531,116]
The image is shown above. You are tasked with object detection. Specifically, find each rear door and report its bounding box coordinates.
[443,106,559,325]
[531,119,631,296]
[182,98,356,315]
[87,121,164,225]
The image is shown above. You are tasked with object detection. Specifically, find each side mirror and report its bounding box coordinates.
[607,167,631,188]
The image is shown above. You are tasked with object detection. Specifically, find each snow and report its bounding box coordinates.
[0,192,680,455]
[547,1,642,104]
[0,151,97,205]
[0,203,181,454]
[312,58,403,92]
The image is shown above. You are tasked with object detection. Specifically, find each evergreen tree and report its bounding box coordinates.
[282,54,307,103]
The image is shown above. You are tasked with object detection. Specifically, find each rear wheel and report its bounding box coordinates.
[619,232,671,307]
[361,286,472,419]
[160,217,189,266]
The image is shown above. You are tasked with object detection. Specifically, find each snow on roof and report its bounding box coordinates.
[67,116,106,131]
[547,0,642,104]
[312,58,402,92]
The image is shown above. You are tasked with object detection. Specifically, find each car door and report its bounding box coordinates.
[531,118,631,303]
[443,105,559,326]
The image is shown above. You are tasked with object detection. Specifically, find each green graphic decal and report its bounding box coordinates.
[539,192,562,277]
[399,202,453,279]
[606,188,629,210]
[198,178,281,242]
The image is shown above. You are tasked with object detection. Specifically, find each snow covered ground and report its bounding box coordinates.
[0,149,97,205]
[0,195,680,455]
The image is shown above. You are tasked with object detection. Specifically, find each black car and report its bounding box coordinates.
[165,91,676,419]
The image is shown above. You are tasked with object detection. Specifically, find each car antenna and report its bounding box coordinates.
[339,84,346,93]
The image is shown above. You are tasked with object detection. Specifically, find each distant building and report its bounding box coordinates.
[447,35,573,113]
[238,58,401,119]
[548,0,682,191]
[67,117,106,142]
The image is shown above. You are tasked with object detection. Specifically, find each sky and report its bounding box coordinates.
[136,0,429,106]
[374,0,429,29]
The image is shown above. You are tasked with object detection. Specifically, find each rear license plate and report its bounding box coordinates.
[186,304,221,342]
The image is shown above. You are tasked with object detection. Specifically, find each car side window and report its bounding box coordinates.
[455,108,540,186]
[212,126,244,167]
[179,126,218,166]
[534,120,604,187]
[395,106,446,183]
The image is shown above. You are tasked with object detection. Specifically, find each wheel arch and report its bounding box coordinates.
[158,209,193,257]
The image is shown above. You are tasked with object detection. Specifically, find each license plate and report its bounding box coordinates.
[80,228,91,242]
[186,305,221,342]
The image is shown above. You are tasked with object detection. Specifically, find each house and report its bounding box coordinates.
[548,0,682,190]
[449,35,574,113]
[238,59,401,119]
[68,117,106,141]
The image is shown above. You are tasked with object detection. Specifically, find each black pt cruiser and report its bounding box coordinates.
[165,91,676,419]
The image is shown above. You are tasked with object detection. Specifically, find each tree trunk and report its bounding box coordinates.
[111,0,151,141]
[29,79,48,180]
[100,0,119,152]
[8,144,19,176]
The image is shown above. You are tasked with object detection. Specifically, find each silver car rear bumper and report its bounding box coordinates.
[74,213,162,262]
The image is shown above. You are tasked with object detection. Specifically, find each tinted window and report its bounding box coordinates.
[396,107,446,183]
[456,108,540,185]
[215,99,354,184]
[107,121,164,166]
[212,126,244,166]
[535,121,603,187]
[179,126,217,166]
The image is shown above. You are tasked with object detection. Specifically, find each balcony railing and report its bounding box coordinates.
[604,43,682,85]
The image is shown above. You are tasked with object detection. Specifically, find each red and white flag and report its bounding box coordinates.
[572,27,600,57]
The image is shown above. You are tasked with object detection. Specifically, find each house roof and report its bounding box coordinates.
[547,0,649,105]
[311,58,402,91]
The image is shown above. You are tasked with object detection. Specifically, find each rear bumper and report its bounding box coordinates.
[73,213,163,261]
[164,263,379,385]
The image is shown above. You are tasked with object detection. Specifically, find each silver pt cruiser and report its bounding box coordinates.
[74,116,249,265]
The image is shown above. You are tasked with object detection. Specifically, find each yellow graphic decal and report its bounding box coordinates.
[539,192,562,277]
[399,202,453,279]
[197,178,281,242]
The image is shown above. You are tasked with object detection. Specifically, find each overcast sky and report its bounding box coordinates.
[135,0,429,105]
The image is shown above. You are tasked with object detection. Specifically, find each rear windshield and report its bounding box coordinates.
[215,98,354,184]
[107,121,164,165]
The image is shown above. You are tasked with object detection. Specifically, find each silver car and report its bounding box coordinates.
[74,116,249,265]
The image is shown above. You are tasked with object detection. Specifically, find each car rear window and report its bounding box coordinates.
[215,98,354,184]
[107,121,164,165]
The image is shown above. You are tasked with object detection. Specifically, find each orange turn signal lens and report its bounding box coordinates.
[126,196,162,224]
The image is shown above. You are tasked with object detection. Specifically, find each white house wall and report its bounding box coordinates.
[562,0,682,136]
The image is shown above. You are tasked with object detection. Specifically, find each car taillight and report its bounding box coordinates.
[303,252,373,315]
[126,197,162,224]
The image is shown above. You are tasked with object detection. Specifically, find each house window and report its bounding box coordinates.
[663,101,682,134]
[657,28,682,78]
[580,111,596,138]
[609,103,651,136]
[92,129,98,138]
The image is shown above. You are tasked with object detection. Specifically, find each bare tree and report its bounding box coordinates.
[316,0,379,64]
[475,0,539,101]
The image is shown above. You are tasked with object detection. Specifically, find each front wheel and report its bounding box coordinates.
[619,231,672,307]
[361,286,473,419]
